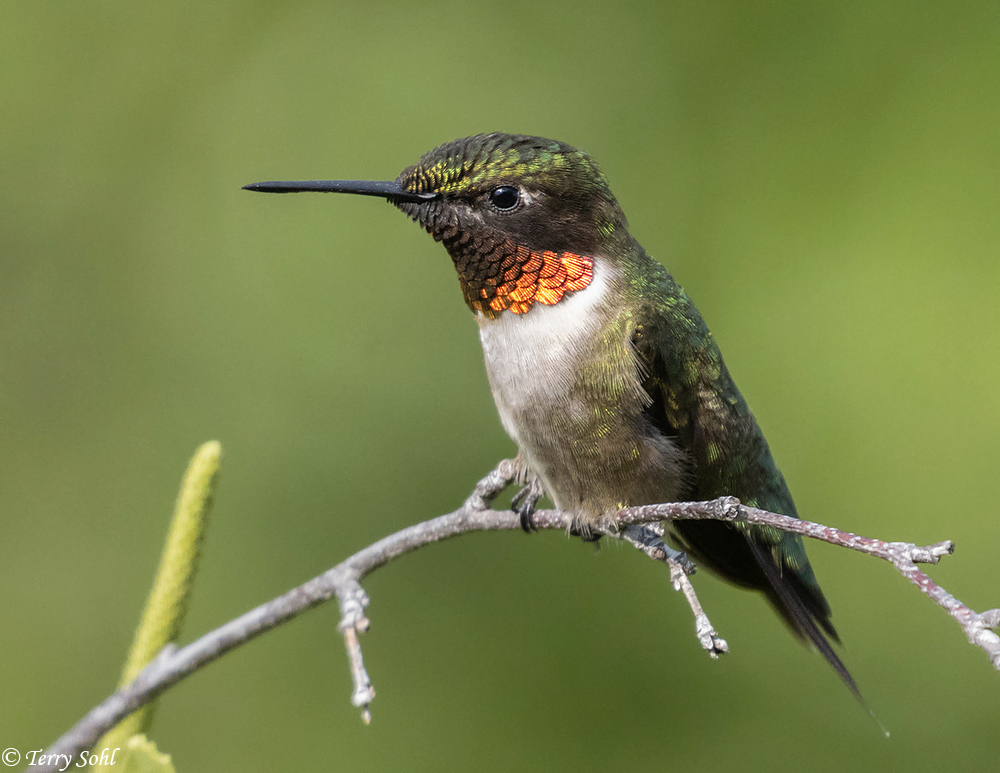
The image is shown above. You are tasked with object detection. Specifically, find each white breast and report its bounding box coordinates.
[476,264,616,448]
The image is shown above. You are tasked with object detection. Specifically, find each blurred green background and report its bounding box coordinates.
[3,1,999,771]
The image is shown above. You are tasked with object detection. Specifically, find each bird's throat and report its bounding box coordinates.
[447,239,594,318]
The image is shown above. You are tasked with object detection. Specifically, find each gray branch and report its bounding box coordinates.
[31,460,999,772]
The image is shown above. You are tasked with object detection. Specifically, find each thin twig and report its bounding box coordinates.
[616,499,1000,669]
[619,524,728,657]
[31,461,998,773]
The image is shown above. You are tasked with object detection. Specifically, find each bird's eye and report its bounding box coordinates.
[488,185,520,211]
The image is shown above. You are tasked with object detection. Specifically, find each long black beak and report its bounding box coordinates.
[242,179,435,203]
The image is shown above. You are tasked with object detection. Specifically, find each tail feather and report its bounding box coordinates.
[745,537,859,698]
[746,537,888,734]
[673,519,886,731]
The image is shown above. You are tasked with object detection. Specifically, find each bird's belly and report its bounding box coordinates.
[476,271,686,524]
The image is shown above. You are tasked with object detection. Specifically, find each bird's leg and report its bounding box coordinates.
[507,457,600,544]
[509,456,545,533]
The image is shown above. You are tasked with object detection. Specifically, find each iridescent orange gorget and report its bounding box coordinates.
[467,245,593,316]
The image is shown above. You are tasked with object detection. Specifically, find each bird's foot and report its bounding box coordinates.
[569,525,602,543]
[509,457,545,533]
[511,484,543,532]
[568,516,603,544]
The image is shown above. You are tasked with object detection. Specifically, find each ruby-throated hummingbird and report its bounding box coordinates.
[244,132,861,700]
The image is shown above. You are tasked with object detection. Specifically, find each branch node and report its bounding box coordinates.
[980,609,1000,629]
[465,459,518,512]
[907,540,955,564]
[337,584,369,628]
[968,621,1000,671]
[715,495,743,522]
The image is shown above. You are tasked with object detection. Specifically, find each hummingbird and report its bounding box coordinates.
[244,132,861,700]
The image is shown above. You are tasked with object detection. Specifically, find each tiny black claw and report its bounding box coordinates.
[511,484,541,533]
[518,507,537,533]
[568,527,602,544]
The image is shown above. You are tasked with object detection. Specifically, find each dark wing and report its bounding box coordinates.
[631,273,861,700]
